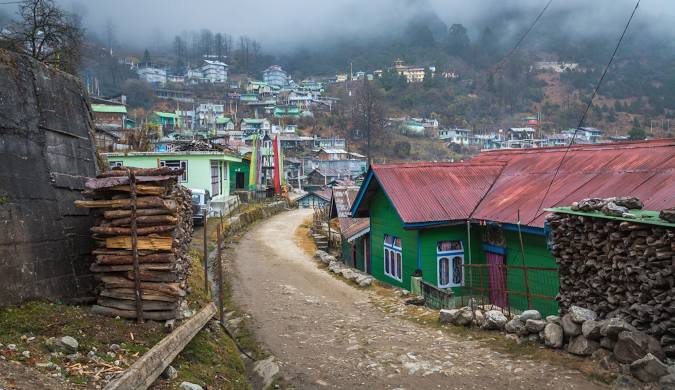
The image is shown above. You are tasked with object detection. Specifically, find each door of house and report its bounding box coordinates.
[486,251,507,308]
[235,172,245,189]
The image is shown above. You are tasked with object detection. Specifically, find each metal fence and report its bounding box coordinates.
[453,263,559,316]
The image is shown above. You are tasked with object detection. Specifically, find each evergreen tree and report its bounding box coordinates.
[141,49,151,66]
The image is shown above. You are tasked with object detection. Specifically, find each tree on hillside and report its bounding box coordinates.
[445,24,470,59]
[141,49,151,66]
[2,0,83,74]
[172,36,186,72]
[628,118,646,140]
[352,78,385,166]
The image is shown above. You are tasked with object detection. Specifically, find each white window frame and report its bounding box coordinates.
[109,161,123,168]
[160,160,188,182]
[210,160,220,196]
[383,234,403,282]
[437,240,464,288]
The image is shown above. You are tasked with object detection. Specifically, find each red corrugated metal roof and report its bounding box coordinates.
[370,162,506,225]
[331,186,369,236]
[355,139,675,228]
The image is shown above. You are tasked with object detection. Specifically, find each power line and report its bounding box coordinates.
[494,0,554,72]
[529,0,641,225]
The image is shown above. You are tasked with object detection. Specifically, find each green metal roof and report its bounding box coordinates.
[216,116,232,124]
[545,207,675,228]
[241,118,265,124]
[92,104,127,114]
[154,111,179,119]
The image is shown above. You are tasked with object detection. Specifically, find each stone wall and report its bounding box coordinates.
[0,49,97,305]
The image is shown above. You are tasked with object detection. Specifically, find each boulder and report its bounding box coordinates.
[544,323,564,348]
[664,344,675,359]
[582,320,603,340]
[602,202,628,217]
[473,310,485,327]
[660,374,675,389]
[545,315,561,324]
[614,331,665,363]
[161,365,178,380]
[629,353,669,383]
[482,310,507,330]
[455,307,474,327]
[45,336,79,354]
[340,268,356,280]
[567,335,600,356]
[600,337,617,350]
[569,306,597,323]
[561,314,581,337]
[519,310,542,322]
[527,334,540,343]
[613,196,643,210]
[505,318,525,334]
[439,309,459,325]
[612,375,643,390]
[180,382,204,390]
[358,276,373,287]
[314,250,327,260]
[601,318,636,340]
[525,319,547,333]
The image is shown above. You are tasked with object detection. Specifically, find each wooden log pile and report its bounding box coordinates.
[75,167,193,321]
[548,199,675,351]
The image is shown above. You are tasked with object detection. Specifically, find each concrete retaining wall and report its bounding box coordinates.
[0,49,97,305]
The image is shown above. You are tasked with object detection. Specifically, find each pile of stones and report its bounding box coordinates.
[314,250,374,287]
[440,304,675,385]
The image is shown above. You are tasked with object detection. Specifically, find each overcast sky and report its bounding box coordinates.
[2,0,673,52]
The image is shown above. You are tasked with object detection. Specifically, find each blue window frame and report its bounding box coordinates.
[383,234,402,282]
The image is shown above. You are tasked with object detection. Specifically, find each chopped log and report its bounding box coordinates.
[103,208,175,219]
[100,275,185,297]
[96,253,175,265]
[92,249,164,256]
[97,167,184,178]
[91,305,176,321]
[90,263,174,273]
[106,236,173,251]
[124,270,178,283]
[91,225,175,236]
[100,288,176,303]
[86,175,175,190]
[97,297,177,312]
[107,215,178,227]
[75,197,176,210]
[109,184,165,195]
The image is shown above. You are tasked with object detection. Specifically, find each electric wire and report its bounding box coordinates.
[529,0,641,225]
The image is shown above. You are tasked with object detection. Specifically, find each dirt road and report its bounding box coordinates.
[231,209,607,389]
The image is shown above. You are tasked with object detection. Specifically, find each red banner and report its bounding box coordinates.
[273,135,281,194]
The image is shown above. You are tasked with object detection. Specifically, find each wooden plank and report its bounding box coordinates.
[92,305,176,321]
[108,215,178,227]
[104,208,175,219]
[90,263,174,273]
[75,197,176,210]
[92,225,175,236]
[100,288,177,303]
[123,270,178,283]
[103,303,216,390]
[96,253,175,265]
[106,236,173,251]
[97,297,177,312]
[97,167,184,178]
[100,276,185,297]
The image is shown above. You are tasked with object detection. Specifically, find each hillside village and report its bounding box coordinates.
[1,1,675,390]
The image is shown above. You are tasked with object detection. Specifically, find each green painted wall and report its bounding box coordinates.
[365,185,559,315]
[229,159,250,192]
[341,236,366,272]
[107,154,234,199]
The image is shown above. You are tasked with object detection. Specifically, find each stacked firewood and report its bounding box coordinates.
[75,167,193,321]
[548,199,675,351]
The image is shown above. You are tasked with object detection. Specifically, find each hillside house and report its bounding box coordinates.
[306,168,353,190]
[229,154,251,192]
[104,150,241,200]
[91,103,128,130]
[313,137,346,150]
[297,189,331,208]
[240,118,271,135]
[562,127,603,143]
[201,60,228,83]
[392,59,430,83]
[216,117,235,131]
[330,186,370,272]
[150,111,179,134]
[350,140,675,315]
[137,66,167,87]
[263,65,290,87]
[439,128,471,144]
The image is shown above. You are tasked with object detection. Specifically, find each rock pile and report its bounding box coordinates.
[440,304,675,384]
[314,250,374,287]
[75,167,193,321]
[548,204,675,356]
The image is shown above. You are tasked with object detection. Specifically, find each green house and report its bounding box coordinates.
[229,154,251,192]
[103,151,241,200]
[150,111,179,135]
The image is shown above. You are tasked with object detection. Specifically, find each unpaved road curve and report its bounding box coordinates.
[231,209,606,390]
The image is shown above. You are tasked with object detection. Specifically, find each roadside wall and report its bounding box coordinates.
[0,49,97,305]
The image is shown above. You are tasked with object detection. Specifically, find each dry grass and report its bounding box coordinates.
[294,217,317,256]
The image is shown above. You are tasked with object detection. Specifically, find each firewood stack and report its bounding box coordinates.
[548,197,675,351]
[75,167,194,321]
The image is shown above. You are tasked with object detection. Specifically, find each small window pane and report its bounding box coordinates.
[439,257,450,286]
[438,240,463,252]
[452,256,463,285]
[396,253,402,279]
[384,250,390,274]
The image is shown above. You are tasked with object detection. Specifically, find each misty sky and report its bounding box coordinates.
[2,0,674,52]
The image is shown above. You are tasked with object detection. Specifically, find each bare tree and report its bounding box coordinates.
[352,77,385,166]
[4,0,83,74]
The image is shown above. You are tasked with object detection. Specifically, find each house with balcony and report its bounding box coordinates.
[137,66,167,87]
[263,65,290,87]
[438,128,471,145]
[240,118,271,135]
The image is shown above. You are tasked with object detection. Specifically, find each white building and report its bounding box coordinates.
[438,128,471,144]
[263,65,290,87]
[137,67,167,86]
[533,61,579,73]
[201,60,228,83]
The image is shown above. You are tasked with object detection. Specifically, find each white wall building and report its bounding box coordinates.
[438,128,471,144]
[137,67,167,86]
[201,60,228,83]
